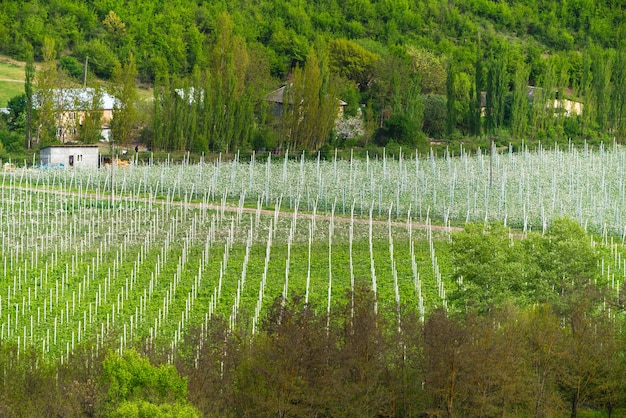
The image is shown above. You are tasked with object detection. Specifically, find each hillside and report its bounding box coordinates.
[1,0,620,80]
[1,0,626,153]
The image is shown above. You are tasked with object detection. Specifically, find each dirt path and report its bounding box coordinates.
[7,183,464,235]
[0,78,23,83]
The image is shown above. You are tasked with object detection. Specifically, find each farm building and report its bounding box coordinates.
[265,85,347,117]
[34,88,117,143]
[40,145,99,168]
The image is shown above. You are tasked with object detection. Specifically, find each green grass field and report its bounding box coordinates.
[0,80,24,107]
[0,56,25,107]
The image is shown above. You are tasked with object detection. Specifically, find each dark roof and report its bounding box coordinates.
[266,85,347,106]
[266,86,288,104]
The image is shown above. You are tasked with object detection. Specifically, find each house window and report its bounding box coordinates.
[56,128,63,137]
[77,154,83,162]
[69,112,76,120]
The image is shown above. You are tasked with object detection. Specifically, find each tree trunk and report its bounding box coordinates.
[571,391,578,418]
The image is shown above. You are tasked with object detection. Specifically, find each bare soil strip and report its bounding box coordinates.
[8,183,464,234]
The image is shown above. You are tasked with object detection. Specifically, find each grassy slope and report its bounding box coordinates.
[0,54,153,108]
[0,56,25,107]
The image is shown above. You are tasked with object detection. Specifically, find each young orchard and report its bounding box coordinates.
[1,143,626,363]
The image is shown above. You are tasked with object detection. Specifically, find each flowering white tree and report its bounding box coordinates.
[334,115,365,140]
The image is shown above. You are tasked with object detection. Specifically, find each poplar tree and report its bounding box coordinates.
[470,38,483,137]
[78,85,104,143]
[404,72,424,138]
[201,12,252,153]
[553,57,571,135]
[446,60,456,137]
[578,48,595,134]
[281,47,338,151]
[485,43,508,134]
[36,36,58,144]
[592,48,614,133]
[611,43,626,139]
[530,63,555,140]
[110,53,138,147]
[151,72,166,150]
[24,45,35,149]
[511,63,530,139]
[152,71,176,151]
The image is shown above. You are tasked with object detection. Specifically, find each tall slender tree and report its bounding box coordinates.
[578,47,595,134]
[592,48,614,133]
[485,44,508,134]
[110,53,138,147]
[446,59,456,137]
[281,47,338,151]
[78,84,104,144]
[24,45,35,149]
[511,63,530,139]
[36,36,58,144]
[611,42,626,139]
[470,37,483,137]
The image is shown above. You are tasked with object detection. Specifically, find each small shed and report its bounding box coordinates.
[40,145,99,168]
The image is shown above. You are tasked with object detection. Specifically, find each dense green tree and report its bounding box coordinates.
[328,38,378,91]
[407,46,447,95]
[5,94,26,134]
[450,222,528,312]
[421,93,447,139]
[611,43,626,140]
[103,349,199,416]
[374,112,420,146]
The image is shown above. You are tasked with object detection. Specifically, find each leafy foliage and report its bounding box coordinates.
[3,0,626,151]
[451,218,602,313]
[103,350,199,416]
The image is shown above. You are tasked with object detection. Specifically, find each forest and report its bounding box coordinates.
[2,0,626,156]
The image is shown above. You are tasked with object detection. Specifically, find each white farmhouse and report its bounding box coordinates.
[40,145,99,169]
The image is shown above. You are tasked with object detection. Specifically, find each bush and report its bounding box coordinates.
[251,127,277,152]
[0,129,23,154]
[421,94,447,138]
[75,40,119,79]
[60,56,84,80]
[563,116,581,139]
[374,113,420,147]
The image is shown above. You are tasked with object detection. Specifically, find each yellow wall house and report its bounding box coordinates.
[40,88,117,143]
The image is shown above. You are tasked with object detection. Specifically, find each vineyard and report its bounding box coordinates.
[2,143,626,364]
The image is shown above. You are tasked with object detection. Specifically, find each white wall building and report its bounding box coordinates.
[40,145,99,168]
